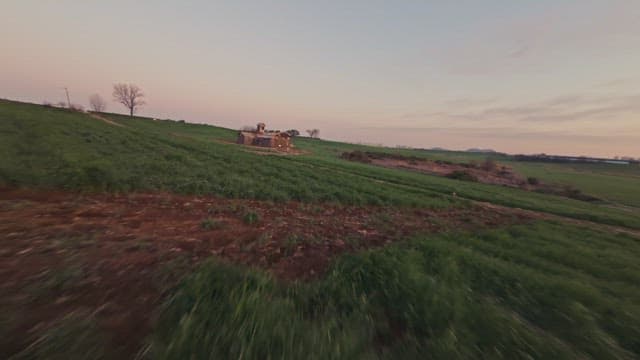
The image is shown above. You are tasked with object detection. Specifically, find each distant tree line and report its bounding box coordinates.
[514,154,639,164]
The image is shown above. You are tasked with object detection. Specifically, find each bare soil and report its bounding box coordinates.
[0,187,531,358]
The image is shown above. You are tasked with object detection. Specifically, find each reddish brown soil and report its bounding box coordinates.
[0,188,531,358]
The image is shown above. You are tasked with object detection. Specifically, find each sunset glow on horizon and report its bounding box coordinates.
[2,0,639,157]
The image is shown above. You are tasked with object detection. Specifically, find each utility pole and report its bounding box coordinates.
[63,87,71,107]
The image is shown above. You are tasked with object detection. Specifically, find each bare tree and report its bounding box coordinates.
[112,83,145,116]
[306,129,320,138]
[69,104,85,112]
[89,94,107,112]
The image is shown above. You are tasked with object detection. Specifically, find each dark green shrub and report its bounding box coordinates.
[341,151,371,163]
[200,217,225,230]
[446,170,478,182]
[527,177,540,185]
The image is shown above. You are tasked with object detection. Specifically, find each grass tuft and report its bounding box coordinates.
[242,210,260,225]
[200,217,226,230]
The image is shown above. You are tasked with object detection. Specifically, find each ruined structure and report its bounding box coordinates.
[237,123,292,151]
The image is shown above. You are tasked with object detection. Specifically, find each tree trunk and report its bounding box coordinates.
[130,107,133,117]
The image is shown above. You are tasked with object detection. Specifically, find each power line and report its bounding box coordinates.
[63,87,71,107]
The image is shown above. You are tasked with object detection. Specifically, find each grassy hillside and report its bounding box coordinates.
[0,101,454,207]
[1,99,639,228]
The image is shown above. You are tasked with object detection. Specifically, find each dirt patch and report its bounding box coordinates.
[342,151,600,202]
[0,188,531,358]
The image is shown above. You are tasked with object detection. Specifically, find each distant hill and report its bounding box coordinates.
[466,148,497,153]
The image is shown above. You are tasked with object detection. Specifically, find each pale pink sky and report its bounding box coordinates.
[2,0,639,157]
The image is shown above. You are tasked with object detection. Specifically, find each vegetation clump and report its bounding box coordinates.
[446,170,478,182]
[341,150,371,163]
[200,217,225,230]
[534,184,601,202]
[243,210,260,225]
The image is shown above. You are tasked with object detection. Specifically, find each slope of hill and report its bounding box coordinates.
[1,99,640,359]
[1,100,639,227]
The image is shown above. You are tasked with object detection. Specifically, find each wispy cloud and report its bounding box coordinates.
[401,94,640,124]
[475,94,640,123]
[437,2,640,75]
[507,41,530,58]
[596,78,637,89]
[442,97,498,108]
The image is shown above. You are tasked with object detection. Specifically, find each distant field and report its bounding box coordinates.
[509,161,640,208]
[294,135,640,209]
[2,99,640,359]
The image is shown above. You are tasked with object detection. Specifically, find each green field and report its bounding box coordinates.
[2,99,640,359]
[2,100,639,227]
[509,161,640,208]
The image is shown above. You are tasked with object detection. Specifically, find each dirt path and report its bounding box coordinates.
[88,113,126,128]
[0,188,530,358]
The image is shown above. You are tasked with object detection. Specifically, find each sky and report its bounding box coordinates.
[1,0,639,157]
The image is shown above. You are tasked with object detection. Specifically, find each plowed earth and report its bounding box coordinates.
[0,188,532,358]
